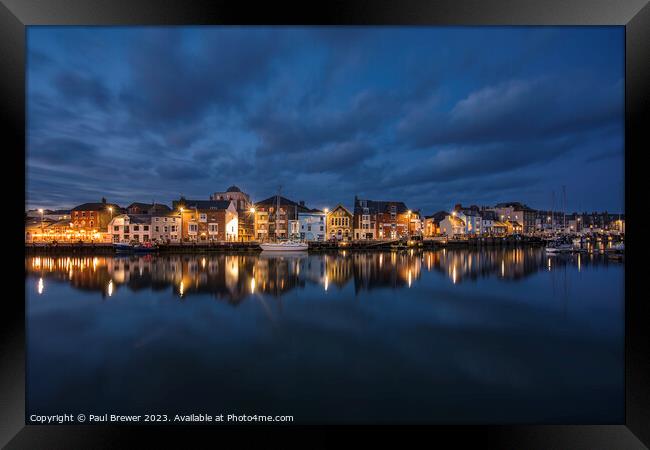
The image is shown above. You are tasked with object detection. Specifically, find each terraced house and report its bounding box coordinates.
[327,205,353,241]
[172,199,238,242]
[71,198,123,241]
[108,214,152,243]
[253,195,312,241]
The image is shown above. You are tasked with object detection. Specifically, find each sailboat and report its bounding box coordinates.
[260,188,308,251]
[545,236,573,254]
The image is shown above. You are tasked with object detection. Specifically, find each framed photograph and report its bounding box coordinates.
[3,0,648,447]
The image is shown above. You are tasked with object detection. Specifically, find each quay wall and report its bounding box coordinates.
[26,237,545,254]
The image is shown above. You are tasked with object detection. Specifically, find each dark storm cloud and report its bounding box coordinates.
[250,89,399,157]
[119,28,284,128]
[30,138,98,165]
[385,136,581,189]
[398,75,623,148]
[53,71,111,108]
[27,27,624,213]
[154,163,208,181]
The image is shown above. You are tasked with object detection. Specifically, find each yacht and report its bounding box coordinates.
[260,241,309,251]
[545,237,574,253]
[605,242,624,253]
[259,187,309,252]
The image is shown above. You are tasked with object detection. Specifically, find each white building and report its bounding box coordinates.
[439,215,466,237]
[298,211,326,241]
[108,214,152,243]
[456,210,482,235]
[151,213,181,243]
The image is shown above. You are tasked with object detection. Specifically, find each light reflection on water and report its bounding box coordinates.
[26,249,624,423]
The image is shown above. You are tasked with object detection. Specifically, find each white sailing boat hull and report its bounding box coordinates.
[260,242,309,251]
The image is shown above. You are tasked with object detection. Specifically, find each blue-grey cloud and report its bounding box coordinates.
[26,27,625,214]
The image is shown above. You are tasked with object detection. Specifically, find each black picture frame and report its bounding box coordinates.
[2,0,648,447]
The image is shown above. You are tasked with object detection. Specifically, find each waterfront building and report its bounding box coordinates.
[210,186,255,241]
[25,218,73,242]
[327,204,353,241]
[172,199,239,242]
[409,209,423,236]
[453,205,483,236]
[375,201,410,239]
[505,220,523,235]
[108,214,152,243]
[151,212,182,243]
[353,197,378,240]
[126,202,171,216]
[480,210,507,236]
[423,211,449,237]
[493,202,536,234]
[353,197,411,240]
[253,195,312,241]
[423,216,437,237]
[298,210,327,241]
[439,215,466,237]
[71,199,123,242]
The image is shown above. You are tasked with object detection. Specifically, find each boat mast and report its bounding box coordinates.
[562,185,566,234]
[276,185,282,241]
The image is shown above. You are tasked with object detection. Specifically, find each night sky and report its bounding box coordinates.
[27,26,624,214]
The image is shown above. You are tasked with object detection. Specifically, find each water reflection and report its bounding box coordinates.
[26,248,624,423]
[26,249,621,302]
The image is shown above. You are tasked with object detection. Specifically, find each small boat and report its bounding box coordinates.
[260,241,309,251]
[605,242,624,253]
[113,242,133,252]
[545,237,573,253]
[545,244,573,253]
[133,242,158,253]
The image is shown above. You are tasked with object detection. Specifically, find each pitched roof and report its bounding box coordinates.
[71,202,122,211]
[127,215,152,224]
[425,211,449,222]
[353,198,409,215]
[254,195,312,212]
[494,202,535,211]
[172,199,233,210]
[329,204,353,216]
[446,216,465,226]
[127,202,172,213]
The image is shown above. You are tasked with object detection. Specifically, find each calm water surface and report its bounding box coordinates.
[26,248,624,423]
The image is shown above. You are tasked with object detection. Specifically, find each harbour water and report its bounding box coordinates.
[26,248,624,423]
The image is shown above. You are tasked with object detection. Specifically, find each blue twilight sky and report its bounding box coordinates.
[26,26,624,214]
